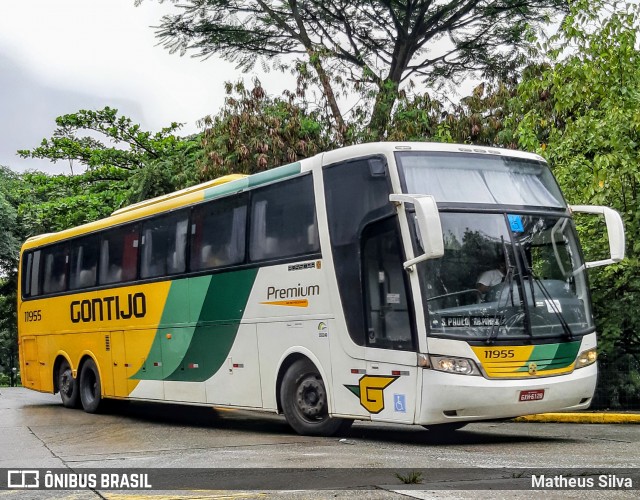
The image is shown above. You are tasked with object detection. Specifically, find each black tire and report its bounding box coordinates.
[57,359,79,409]
[79,358,102,413]
[281,359,353,436]
[422,422,467,432]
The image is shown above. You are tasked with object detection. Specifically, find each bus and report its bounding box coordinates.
[17,142,625,436]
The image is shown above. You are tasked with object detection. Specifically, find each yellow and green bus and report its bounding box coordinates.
[18,142,625,435]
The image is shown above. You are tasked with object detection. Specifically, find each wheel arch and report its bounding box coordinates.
[275,348,332,414]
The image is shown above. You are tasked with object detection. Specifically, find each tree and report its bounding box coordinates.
[18,107,202,203]
[198,79,331,179]
[0,168,20,277]
[141,0,567,142]
[0,167,22,386]
[513,0,640,408]
[387,78,521,145]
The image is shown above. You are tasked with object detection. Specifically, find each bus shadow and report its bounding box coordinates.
[100,399,291,433]
[345,423,567,446]
[95,399,571,447]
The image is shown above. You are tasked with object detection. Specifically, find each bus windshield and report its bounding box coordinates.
[414,212,594,341]
[395,151,593,341]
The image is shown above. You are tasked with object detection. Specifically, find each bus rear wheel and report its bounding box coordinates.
[281,359,352,436]
[79,358,102,413]
[57,359,79,408]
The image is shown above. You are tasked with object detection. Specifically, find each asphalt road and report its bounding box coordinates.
[0,387,638,499]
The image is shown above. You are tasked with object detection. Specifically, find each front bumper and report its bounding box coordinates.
[417,363,597,425]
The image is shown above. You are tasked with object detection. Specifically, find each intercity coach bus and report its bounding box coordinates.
[18,142,625,435]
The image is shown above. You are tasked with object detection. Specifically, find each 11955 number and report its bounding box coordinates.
[24,310,42,322]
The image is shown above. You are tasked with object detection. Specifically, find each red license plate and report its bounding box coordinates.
[519,389,545,402]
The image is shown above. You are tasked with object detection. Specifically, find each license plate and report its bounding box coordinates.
[519,389,545,402]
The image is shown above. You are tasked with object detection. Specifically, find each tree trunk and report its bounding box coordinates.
[366,79,400,142]
[307,50,348,145]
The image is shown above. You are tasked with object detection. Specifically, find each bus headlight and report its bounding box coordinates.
[427,355,481,376]
[575,347,597,369]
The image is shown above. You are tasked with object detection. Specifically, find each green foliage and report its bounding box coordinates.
[0,168,20,277]
[0,167,21,386]
[513,0,640,407]
[19,107,183,172]
[18,107,202,203]
[395,471,423,484]
[15,171,126,234]
[387,94,443,142]
[197,79,331,179]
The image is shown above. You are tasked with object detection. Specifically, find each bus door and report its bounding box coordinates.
[21,337,40,390]
[362,218,418,423]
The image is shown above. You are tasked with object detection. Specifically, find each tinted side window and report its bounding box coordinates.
[22,250,41,298]
[42,244,69,295]
[250,175,319,261]
[141,211,189,279]
[69,235,99,290]
[191,194,247,271]
[323,156,394,345]
[99,224,140,285]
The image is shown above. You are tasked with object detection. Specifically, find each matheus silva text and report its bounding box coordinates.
[531,474,633,489]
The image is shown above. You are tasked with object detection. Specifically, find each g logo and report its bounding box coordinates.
[528,362,538,375]
[345,375,398,414]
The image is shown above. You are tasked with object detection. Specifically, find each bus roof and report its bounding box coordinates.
[320,141,545,166]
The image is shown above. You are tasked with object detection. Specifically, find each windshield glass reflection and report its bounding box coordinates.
[417,213,593,340]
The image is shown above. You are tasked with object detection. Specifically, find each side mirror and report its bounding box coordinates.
[570,205,625,268]
[389,194,444,269]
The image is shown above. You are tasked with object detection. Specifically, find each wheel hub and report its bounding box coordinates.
[296,376,326,419]
[60,371,72,395]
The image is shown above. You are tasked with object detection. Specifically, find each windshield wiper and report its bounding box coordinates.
[515,242,573,340]
[486,237,515,344]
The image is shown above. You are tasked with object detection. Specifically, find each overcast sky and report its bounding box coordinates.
[0,0,293,173]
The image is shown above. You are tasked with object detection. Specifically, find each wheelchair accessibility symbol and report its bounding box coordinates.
[394,394,406,413]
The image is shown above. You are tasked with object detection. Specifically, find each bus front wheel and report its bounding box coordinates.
[57,359,79,409]
[281,359,352,436]
[79,358,102,413]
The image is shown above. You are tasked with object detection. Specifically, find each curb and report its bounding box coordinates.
[514,413,640,424]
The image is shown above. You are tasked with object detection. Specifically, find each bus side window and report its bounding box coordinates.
[99,224,140,285]
[42,244,68,295]
[22,250,41,298]
[69,236,98,290]
[249,174,319,262]
[141,211,189,279]
[190,194,248,271]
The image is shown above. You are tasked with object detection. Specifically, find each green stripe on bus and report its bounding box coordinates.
[132,269,259,382]
[165,268,258,382]
[515,341,581,372]
[130,278,201,381]
[203,162,302,200]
